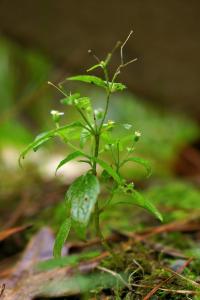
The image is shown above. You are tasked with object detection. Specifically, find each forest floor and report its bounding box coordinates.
[0,140,200,300]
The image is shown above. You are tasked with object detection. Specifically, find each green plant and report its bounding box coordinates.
[19,31,162,258]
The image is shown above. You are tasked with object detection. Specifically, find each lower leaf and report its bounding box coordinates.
[130,190,163,222]
[53,218,71,258]
[66,172,100,239]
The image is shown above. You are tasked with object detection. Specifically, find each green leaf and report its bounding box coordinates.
[60,93,81,105]
[101,131,114,144]
[101,169,111,182]
[80,127,92,148]
[56,151,89,174]
[94,158,122,185]
[67,75,126,93]
[37,250,100,271]
[59,123,83,141]
[19,122,83,167]
[120,157,152,177]
[68,75,106,89]
[130,190,163,222]
[53,218,71,258]
[109,82,126,92]
[32,132,53,152]
[74,97,91,110]
[66,172,100,238]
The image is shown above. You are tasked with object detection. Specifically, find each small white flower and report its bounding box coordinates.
[107,120,115,125]
[50,110,64,123]
[127,147,135,153]
[134,131,141,137]
[50,110,64,116]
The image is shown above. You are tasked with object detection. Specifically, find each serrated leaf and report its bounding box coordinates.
[130,190,163,222]
[19,122,83,167]
[94,158,122,185]
[60,93,80,105]
[109,82,126,92]
[74,97,91,110]
[120,157,152,177]
[53,218,71,258]
[56,151,89,174]
[68,75,106,89]
[66,173,100,239]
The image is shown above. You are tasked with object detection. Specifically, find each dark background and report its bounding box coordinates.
[0,0,199,117]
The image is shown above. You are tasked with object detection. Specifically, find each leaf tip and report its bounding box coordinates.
[157,213,164,222]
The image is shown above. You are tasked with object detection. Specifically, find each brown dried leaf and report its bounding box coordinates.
[0,225,31,242]
[0,227,107,299]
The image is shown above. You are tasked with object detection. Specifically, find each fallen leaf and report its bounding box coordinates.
[1,253,107,299]
[0,227,108,299]
[0,225,31,242]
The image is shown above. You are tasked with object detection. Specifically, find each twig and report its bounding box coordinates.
[97,266,131,290]
[131,283,199,296]
[110,40,122,57]
[111,31,137,83]
[88,49,101,63]
[0,284,5,298]
[121,58,138,68]
[120,30,133,65]
[127,259,145,284]
[130,214,200,240]
[165,267,200,288]
[0,224,32,242]
[142,257,193,300]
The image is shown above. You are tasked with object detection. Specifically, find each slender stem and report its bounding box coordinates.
[76,107,95,134]
[93,113,98,134]
[92,99,119,262]
[99,91,111,132]
[119,139,136,169]
[99,188,116,213]
[48,82,68,97]
[89,63,122,262]
[94,201,101,236]
[110,146,118,167]
[116,142,120,172]
[49,82,94,135]
[67,141,82,152]
[92,134,100,175]
[94,197,119,261]
[92,133,102,243]
[103,66,109,86]
[92,64,112,245]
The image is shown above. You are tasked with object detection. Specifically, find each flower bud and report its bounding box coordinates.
[134,130,141,142]
[50,110,64,123]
